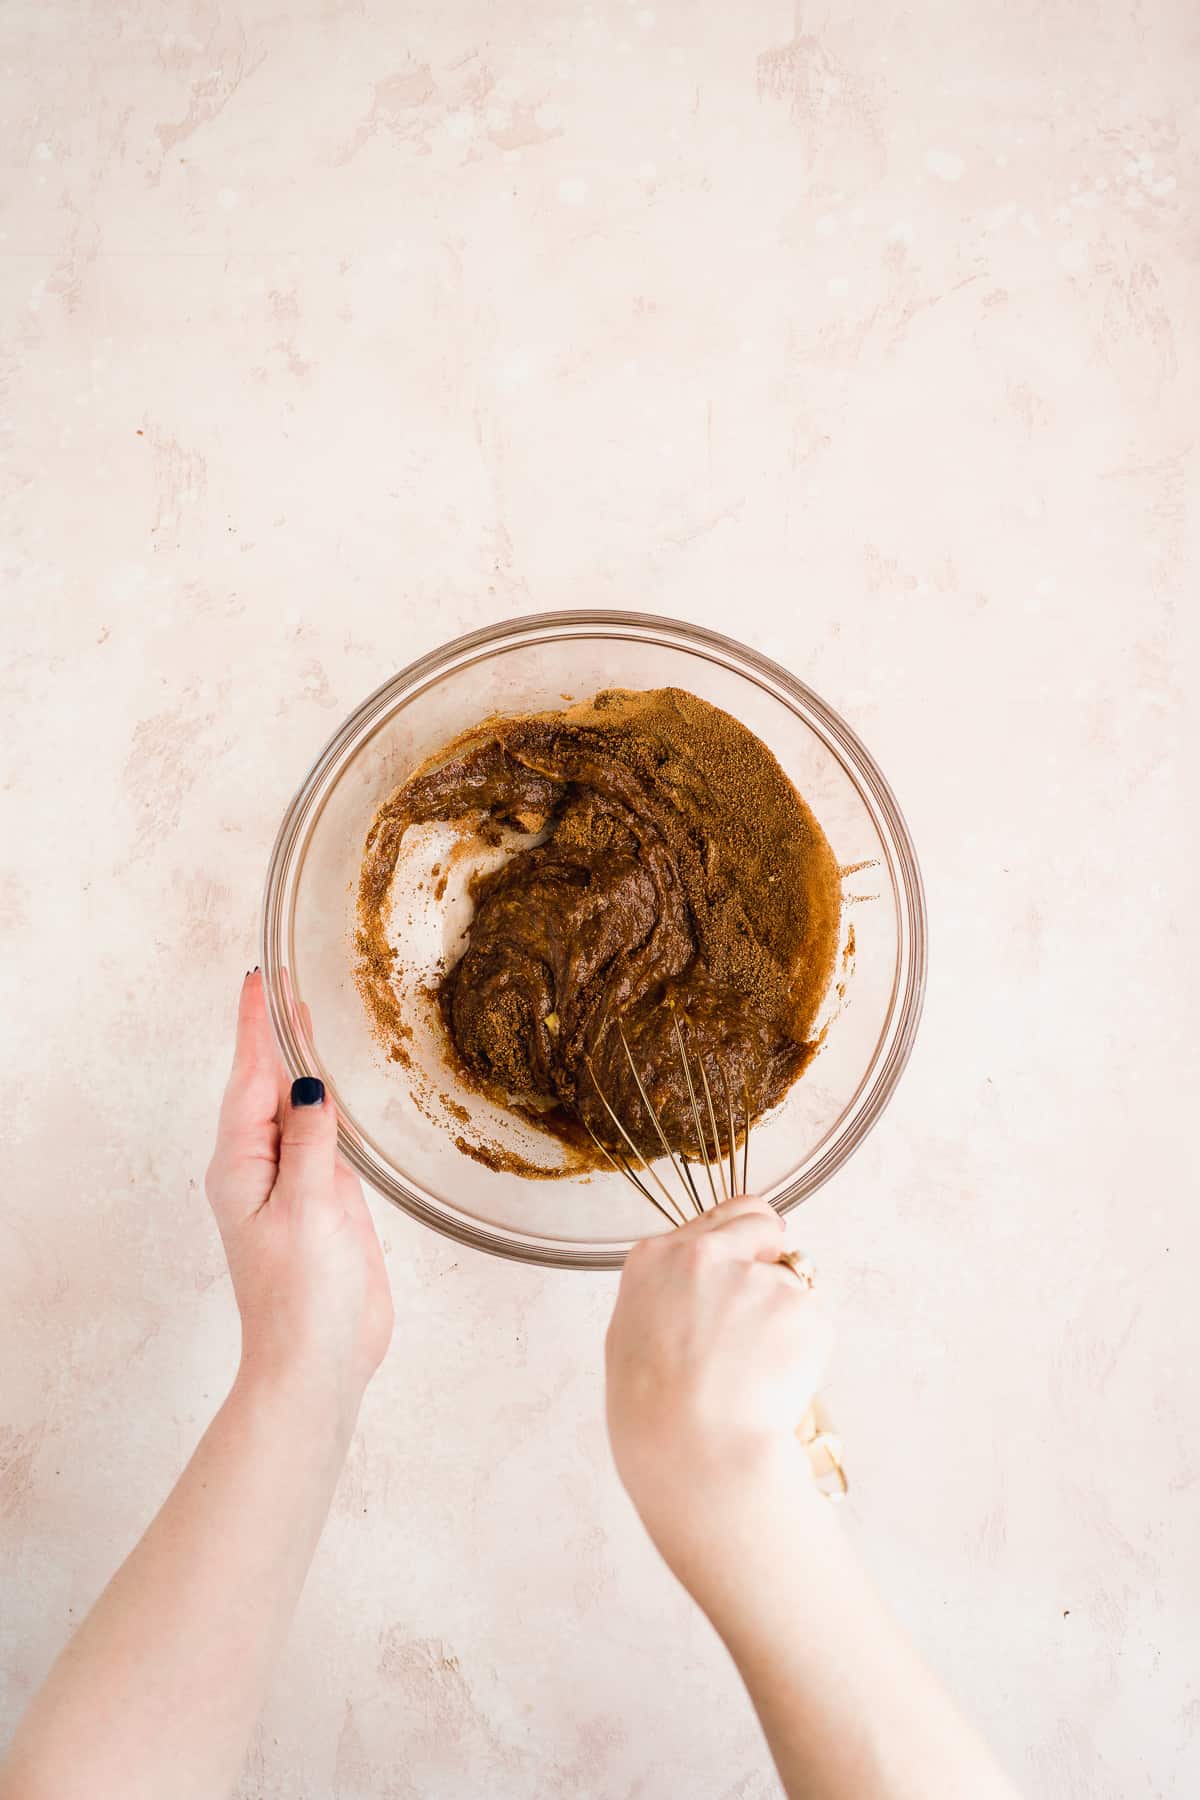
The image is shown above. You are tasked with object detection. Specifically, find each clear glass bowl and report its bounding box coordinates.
[260,612,926,1268]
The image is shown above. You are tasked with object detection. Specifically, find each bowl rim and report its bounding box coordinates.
[261,608,927,1269]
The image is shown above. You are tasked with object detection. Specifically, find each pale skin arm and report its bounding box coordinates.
[0,972,393,1800]
[605,1196,1021,1800]
[4,977,1018,1800]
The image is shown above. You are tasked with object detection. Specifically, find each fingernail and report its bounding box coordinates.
[291,1076,325,1107]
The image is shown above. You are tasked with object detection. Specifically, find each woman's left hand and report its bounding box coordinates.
[205,971,394,1418]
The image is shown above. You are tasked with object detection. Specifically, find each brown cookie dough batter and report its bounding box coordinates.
[357,688,841,1168]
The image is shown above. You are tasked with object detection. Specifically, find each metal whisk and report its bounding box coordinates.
[583,1011,751,1227]
[585,1012,849,1501]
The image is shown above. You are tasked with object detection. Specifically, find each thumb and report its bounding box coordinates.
[276,1077,338,1204]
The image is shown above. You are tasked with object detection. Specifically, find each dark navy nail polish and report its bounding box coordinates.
[291,1077,325,1107]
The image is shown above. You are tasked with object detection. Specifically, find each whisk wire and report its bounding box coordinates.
[584,1056,690,1226]
[590,1009,750,1217]
[617,1026,704,1219]
[696,1050,730,1204]
[582,1123,681,1229]
[742,1084,750,1195]
[671,1013,721,1209]
[721,1070,738,1200]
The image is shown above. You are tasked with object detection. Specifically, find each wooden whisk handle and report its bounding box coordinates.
[798,1398,849,1501]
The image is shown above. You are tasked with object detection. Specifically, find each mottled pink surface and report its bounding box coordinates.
[2,3,1198,1796]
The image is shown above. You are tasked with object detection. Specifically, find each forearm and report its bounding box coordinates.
[1,1366,356,1800]
[666,1446,1020,1800]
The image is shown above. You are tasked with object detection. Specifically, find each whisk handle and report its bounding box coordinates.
[797,1398,848,1501]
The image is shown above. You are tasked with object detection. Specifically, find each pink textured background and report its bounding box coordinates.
[2,3,1198,1795]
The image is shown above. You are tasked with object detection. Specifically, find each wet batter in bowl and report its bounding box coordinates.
[357,688,841,1167]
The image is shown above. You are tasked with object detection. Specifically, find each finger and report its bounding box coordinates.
[276,1076,338,1205]
[275,982,351,1183]
[294,1000,320,1126]
[217,971,287,1160]
[268,968,314,1120]
[684,1192,782,1238]
[694,1207,788,1263]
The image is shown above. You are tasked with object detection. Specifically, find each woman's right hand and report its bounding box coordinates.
[607,1199,1025,1800]
[605,1195,833,1607]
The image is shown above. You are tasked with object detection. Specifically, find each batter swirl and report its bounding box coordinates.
[358,688,841,1166]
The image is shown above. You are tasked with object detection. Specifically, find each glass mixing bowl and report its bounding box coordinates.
[261,611,926,1268]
